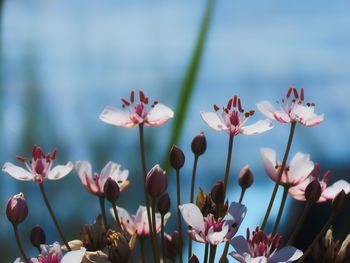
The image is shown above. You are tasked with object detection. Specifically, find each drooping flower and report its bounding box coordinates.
[179,202,246,245]
[289,164,350,203]
[200,95,273,136]
[75,161,129,197]
[99,90,174,128]
[257,87,324,127]
[110,206,171,237]
[261,148,314,187]
[3,145,73,184]
[230,227,303,263]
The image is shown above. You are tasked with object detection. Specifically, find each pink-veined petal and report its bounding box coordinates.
[260,148,278,182]
[99,106,136,128]
[61,247,86,263]
[110,206,136,236]
[75,161,92,186]
[2,162,33,181]
[207,224,229,245]
[240,119,274,135]
[288,153,314,185]
[179,203,205,233]
[273,110,291,123]
[188,230,206,243]
[256,101,277,120]
[322,180,350,200]
[200,111,227,132]
[48,162,73,180]
[230,235,250,255]
[225,202,247,239]
[268,246,303,263]
[146,103,174,126]
[304,114,324,127]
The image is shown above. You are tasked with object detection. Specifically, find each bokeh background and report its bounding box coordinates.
[1,0,350,262]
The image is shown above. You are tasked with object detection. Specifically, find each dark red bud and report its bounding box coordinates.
[305,180,321,203]
[103,178,120,203]
[30,225,46,251]
[210,180,225,204]
[169,144,185,170]
[157,193,171,216]
[332,190,347,214]
[238,165,254,189]
[191,132,207,156]
[189,254,200,263]
[146,165,168,197]
[6,193,28,225]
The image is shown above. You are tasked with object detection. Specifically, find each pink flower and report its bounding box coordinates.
[3,145,73,184]
[200,96,273,136]
[261,148,314,187]
[110,206,170,237]
[179,202,246,245]
[99,90,174,128]
[230,227,303,263]
[75,161,129,197]
[289,164,350,203]
[257,87,324,127]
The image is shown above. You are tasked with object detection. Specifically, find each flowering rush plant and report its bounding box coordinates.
[3,88,350,263]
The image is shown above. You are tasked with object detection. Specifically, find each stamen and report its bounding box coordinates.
[244,112,250,118]
[154,100,158,105]
[323,170,331,182]
[306,102,311,107]
[16,155,26,163]
[286,87,293,98]
[293,88,299,99]
[238,98,243,113]
[144,97,149,104]
[249,110,255,116]
[213,104,219,112]
[139,90,146,102]
[130,90,135,103]
[51,149,57,160]
[227,98,233,110]
[315,163,320,177]
[233,96,237,107]
[300,88,304,101]
[121,98,130,106]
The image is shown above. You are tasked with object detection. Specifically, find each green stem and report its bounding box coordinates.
[223,135,234,194]
[13,224,30,263]
[176,168,184,263]
[39,183,71,251]
[151,197,160,263]
[238,188,246,204]
[139,238,145,263]
[272,186,289,235]
[287,201,313,245]
[111,201,122,231]
[204,243,209,263]
[98,196,108,230]
[208,244,217,263]
[161,215,166,263]
[219,242,229,263]
[261,122,296,230]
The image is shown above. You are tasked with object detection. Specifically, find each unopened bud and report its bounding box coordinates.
[238,165,254,189]
[146,165,168,197]
[332,190,347,214]
[163,232,178,259]
[170,145,185,170]
[191,132,207,156]
[211,180,225,204]
[103,178,120,203]
[30,225,46,251]
[158,193,171,216]
[189,254,200,263]
[6,193,28,225]
[305,180,321,203]
[107,230,131,263]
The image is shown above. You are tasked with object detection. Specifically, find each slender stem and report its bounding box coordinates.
[111,201,122,231]
[188,154,199,259]
[298,213,335,263]
[208,244,217,263]
[138,124,158,262]
[272,186,289,235]
[287,201,313,245]
[176,168,184,263]
[39,183,71,251]
[13,224,30,263]
[223,135,234,194]
[161,215,166,263]
[261,122,296,230]
[238,188,246,204]
[151,197,160,263]
[98,196,108,230]
[219,242,229,263]
[204,243,209,263]
[139,238,145,263]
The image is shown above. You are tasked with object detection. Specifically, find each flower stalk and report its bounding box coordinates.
[111,201,122,231]
[175,168,184,263]
[13,224,30,263]
[272,185,289,235]
[223,134,234,194]
[204,243,209,263]
[208,244,217,263]
[161,215,166,263]
[98,196,108,230]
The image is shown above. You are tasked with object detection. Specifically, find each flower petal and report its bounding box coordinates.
[2,162,33,181]
[48,162,73,180]
[230,235,250,255]
[322,180,350,200]
[75,161,92,186]
[207,224,229,245]
[256,101,277,120]
[110,206,136,236]
[200,111,227,132]
[240,119,274,135]
[268,246,303,263]
[99,106,135,128]
[260,148,278,182]
[225,202,247,238]
[288,153,314,185]
[179,203,205,233]
[146,103,174,126]
[61,247,86,263]
[304,114,324,127]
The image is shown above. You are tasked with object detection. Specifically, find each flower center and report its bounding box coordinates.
[246,227,282,258]
[204,215,224,234]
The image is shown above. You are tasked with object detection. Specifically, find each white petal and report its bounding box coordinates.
[61,247,86,263]
[207,224,229,245]
[99,106,135,128]
[240,119,274,135]
[2,162,33,181]
[291,104,315,121]
[200,111,227,132]
[48,162,73,180]
[322,180,350,200]
[179,203,205,233]
[230,235,250,255]
[304,114,324,127]
[225,202,247,238]
[288,153,314,184]
[99,161,118,186]
[268,246,303,263]
[256,101,277,120]
[260,148,278,182]
[110,206,136,235]
[146,103,174,126]
[75,161,92,185]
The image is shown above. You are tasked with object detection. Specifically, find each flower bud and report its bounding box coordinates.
[146,165,168,197]
[158,193,170,216]
[189,254,200,263]
[191,132,207,156]
[103,178,120,203]
[163,231,180,259]
[6,193,28,225]
[210,180,225,204]
[30,225,46,251]
[238,165,254,189]
[81,215,106,251]
[332,190,347,214]
[169,145,185,170]
[305,180,321,203]
[106,230,131,263]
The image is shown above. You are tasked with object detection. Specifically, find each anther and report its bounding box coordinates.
[286,87,293,98]
[249,110,255,116]
[51,149,57,160]
[238,98,243,113]
[213,104,219,112]
[121,98,130,106]
[293,88,299,99]
[233,96,237,107]
[300,88,304,101]
[227,98,233,110]
[139,90,146,102]
[130,90,135,103]
[16,155,26,163]
[244,112,250,118]
[144,97,149,104]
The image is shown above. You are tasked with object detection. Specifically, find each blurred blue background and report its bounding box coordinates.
[1,0,350,262]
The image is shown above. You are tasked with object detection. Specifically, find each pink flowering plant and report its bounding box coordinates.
[3,89,350,263]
